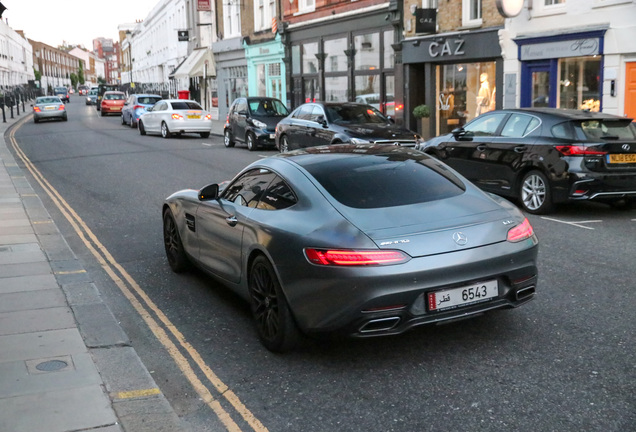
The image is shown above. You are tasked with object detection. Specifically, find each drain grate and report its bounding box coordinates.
[36,360,68,372]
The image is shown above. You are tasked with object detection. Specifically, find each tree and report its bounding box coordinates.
[33,68,41,82]
[78,60,85,85]
[97,76,106,84]
[70,73,78,89]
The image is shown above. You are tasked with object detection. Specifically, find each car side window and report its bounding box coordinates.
[309,106,325,123]
[465,113,508,136]
[257,176,298,210]
[501,114,537,138]
[236,99,248,114]
[222,169,277,208]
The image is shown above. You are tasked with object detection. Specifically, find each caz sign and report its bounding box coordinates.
[427,39,465,58]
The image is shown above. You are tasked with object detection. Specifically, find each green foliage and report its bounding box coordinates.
[33,68,41,81]
[413,104,430,118]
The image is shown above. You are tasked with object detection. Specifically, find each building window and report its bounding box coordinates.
[254,0,276,32]
[532,0,566,16]
[223,0,242,38]
[354,32,380,71]
[559,56,601,111]
[299,0,315,13]
[462,0,482,27]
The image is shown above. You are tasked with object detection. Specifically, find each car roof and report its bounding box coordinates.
[134,94,162,97]
[103,90,125,94]
[504,107,628,121]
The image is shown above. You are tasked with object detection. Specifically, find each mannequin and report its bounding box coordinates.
[475,73,490,116]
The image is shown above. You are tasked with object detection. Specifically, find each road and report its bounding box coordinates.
[8,95,636,432]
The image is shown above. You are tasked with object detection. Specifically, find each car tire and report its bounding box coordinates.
[279,135,290,153]
[161,122,171,139]
[121,115,126,125]
[139,120,146,136]
[130,117,136,128]
[163,209,190,273]
[63,115,68,122]
[100,110,105,117]
[34,118,39,124]
[248,255,300,353]
[520,170,554,215]
[247,133,256,151]
[224,129,235,148]
[200,132,210,138]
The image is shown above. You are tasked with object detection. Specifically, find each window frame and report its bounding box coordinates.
[462,0,483,28]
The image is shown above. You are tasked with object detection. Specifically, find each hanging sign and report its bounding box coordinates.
[178,30,189,42]
[197,0,211,11]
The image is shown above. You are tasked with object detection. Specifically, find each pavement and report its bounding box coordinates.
[0,106,193,431]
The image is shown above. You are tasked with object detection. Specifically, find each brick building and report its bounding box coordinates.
[29,39,83,93]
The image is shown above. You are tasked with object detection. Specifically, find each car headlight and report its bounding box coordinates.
[251,119,267,129]
[350,137,371,144]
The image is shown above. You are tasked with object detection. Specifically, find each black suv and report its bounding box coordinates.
[418,108,636,214]
[224,97,289,151]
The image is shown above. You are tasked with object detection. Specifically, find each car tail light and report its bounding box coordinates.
[33,107,41,112]
[133,105,143,110]
[304,248,410,266]
[205,114,212,120]
[58,105,65,110]
[555,145,606,156]
[172,113,183,120]
[395,103,404,112]
[507,218,534,243]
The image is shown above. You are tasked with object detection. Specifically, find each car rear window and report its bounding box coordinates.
[171,102,202,110]
[578,119,636,140]
[302,152,466,209]
[139,97,161,105]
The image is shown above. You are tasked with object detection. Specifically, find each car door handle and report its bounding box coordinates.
[514,146,527,153]
[225,215,238,227]
[476,145,487,152]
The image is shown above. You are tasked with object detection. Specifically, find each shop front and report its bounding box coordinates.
[515,28,606,112]
[244,34,286,104]
[402,28,503,138]
[212,38,248,124]
[284,5,396,116]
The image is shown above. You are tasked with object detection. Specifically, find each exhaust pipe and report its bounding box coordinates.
[516,286,535,301]
[359,317,401,333]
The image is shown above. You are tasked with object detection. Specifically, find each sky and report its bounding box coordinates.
[2,0,161,49]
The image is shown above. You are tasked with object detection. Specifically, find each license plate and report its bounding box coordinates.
[187,115,201,119]
[112,107,121,111]
[269,134,275,139]
[428,280,498,312]
[44,106,55,110]
[608,154,636,164]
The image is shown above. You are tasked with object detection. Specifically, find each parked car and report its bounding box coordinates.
[224,97,289,151]
[417,108,636,214]
[78,85,89,96]
[121,94,162,128]
[96,83,119,111]
[355,93,396,116]
[32,96,67,123]
[138,99,212,138]
[53,87,70,103]
[275,102,423,152]
[85,87,98,105]
[162,144,538,352]
[100,91,126,116]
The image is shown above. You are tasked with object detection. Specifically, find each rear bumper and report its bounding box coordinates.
[561,172,636,203]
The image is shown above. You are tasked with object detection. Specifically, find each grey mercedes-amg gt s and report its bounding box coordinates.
[163,144,539,352]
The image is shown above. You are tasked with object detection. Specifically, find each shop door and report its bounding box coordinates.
[521,61,554,108]
[626,62,636,120]
[269,76,283,101]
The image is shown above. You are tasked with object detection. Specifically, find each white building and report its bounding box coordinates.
[500,0,636,119]
[68,47,105,87]
[0,22,34,87]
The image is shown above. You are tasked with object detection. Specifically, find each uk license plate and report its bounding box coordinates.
[608,154,636,164]
[428,280,498,312]
[269,134,275,139]
[44,106,55,110]
[187,115,201,119]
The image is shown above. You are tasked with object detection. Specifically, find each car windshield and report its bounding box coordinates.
[36,97,61,104]
[138,96,162,105]
[88,90,97,95]
[301,151,465,209]
[248,99,289,117]
[325,104,389,125]
[54,88,66,93]
[579,119,636,140]
[171,101,202,110]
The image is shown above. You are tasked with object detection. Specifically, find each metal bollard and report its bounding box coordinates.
[16,93,19,115]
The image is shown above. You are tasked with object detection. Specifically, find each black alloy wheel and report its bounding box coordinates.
[139,121,146,135]
[279,135,290,153]
[163,209,190,273]
[248,255,300,353]
[224,129,235,148]
[520,170,554,214]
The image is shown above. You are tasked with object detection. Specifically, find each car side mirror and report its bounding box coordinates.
[316,115,328,127]
[198,184,220,201]
[452,127,472,141]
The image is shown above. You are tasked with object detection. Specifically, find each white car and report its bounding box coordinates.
[138,99,213,138]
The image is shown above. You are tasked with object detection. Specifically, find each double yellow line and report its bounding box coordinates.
[8,118,267,432]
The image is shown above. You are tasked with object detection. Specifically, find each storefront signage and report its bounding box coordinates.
[520,38,600,61]
[178,31,189,42]
[197,0,211,11]
[428,38,465,58]
[415,9,436,34]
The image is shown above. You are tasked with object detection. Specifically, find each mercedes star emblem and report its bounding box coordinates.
[452,232,468,246]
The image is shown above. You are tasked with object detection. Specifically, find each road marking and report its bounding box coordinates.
[540,217,602,230]
[202,143,212,147]
[10,119,267,432]
[114,388,161,399]
[55,270,87,275]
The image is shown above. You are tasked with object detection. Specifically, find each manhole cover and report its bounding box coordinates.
[36,360,68,372]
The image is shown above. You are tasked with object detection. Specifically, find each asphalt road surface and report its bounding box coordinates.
[9,95,636,432]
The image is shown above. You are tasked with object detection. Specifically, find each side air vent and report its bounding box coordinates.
[185,213,196,232]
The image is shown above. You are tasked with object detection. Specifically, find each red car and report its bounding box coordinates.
[100,91,126,116]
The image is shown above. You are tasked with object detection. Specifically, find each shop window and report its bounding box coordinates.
[558,56,601,111]
[383,31,395,69]
[354,75,380,109]
[303,42,319,74]
[354,33,380,71]
[324,38,347,73]
[325,76,348,102]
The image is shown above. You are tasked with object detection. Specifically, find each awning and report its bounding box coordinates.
[169,49,216,79]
